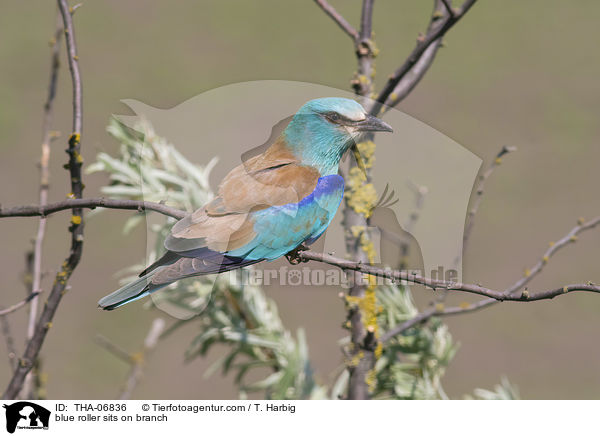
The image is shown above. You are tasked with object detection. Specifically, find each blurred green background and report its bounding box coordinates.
[1,0,599,399]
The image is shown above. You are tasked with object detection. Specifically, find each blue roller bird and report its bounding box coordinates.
[98,97,393,310]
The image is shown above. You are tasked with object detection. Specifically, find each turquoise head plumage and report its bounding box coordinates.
[283,97,392,175]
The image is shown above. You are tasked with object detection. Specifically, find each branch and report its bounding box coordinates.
[0,198,187,221]
[440,0,456,17]
[23,13,63,400]
[359,0,374,40]
[95,319,165,399]
[297,229,600,302]
[94,335,135,365]
[342,0,376,400]
[3,0,84,399]
[0,315,17,374]
[352,0,376,98]
[463,145,517,253]
[314,0,359,41]
[380,307,437,342]
[371,0,478,115]
[380,215,600,340]
[120,319,165,400]
[0,293,42,317]
[379,0,447,112]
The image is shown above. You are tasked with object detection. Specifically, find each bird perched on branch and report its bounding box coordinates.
[98,97,392,310]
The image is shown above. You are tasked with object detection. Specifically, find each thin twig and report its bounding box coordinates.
[380,307,437,342]
[95,319,165,399]
[444,145,515,307]
[399,181,428,269]
[380,0,448,112]
[440,0,456,17]
[462,145,517,253]
[119,319,165,400]
[313,0,358,41]
[0,198,187,220]
[371,0,478,115]
[0,293,42,317]
[0,316,17,373]
[94,335,135,365]
[297,222,600,302]
[380,215,600,340]
[23,13,63,400]
[3,0,84,399]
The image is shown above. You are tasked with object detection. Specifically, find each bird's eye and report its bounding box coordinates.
[326,112,341,123]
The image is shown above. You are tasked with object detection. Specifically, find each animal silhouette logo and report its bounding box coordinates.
[3,402,50,433]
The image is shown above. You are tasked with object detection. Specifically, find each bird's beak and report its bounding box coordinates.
[355,114,393,133]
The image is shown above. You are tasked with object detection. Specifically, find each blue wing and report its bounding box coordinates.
[228,174,344,260]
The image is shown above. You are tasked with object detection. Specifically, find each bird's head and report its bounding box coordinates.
[283,97,393,175]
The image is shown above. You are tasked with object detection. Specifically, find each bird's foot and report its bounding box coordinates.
[285,245,309,265]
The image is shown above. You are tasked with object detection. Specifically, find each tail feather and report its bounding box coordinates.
[100,249,265,310]
[98,270,165,311]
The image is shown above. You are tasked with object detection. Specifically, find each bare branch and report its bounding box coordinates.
[359,0,374,40]
[379,1,447,111]
[440,0,456,17]
[23,13,63,399]
[371,0,479,115]
[3,0,84,399]
[380,307,437,342]
[314,0,359,41]
[0,293,42,317]
[94,335,135,365]
[381,215,600,340]
[344,0,376,400]
[463,145,517,253]
[95,319,165,399]
[352,0,376,98]
[0,316,17,373]
[381,39,442,112]
[297,235,600,302]
[0,198,187,221]
[119,319,165,400]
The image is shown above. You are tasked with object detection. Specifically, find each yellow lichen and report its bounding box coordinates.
[344,141,379,217]
[356,140,376,169]
[345,182,377,217]
[347,350,364,368]
[69,133,80,147]
[350,225,364,239]
[366,368,377,392]
[130,352,144,364]
[73,150,84,164]
[71,215,82,225]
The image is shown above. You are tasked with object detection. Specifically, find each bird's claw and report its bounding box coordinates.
[285,245,309,265]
